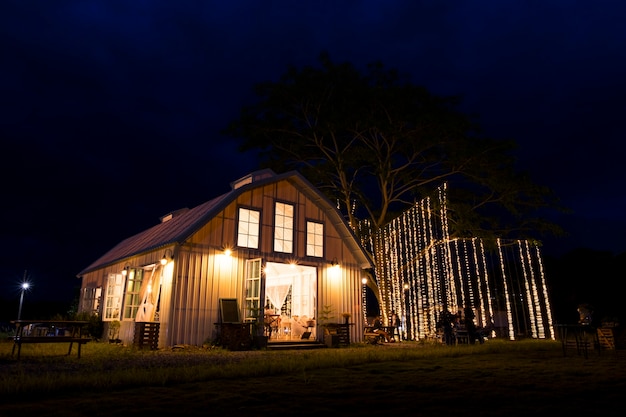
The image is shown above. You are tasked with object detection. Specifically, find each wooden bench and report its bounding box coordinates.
[363,326,386,344]
[10,320,90,359]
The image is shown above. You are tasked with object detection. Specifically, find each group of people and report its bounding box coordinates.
[436,307,493,345]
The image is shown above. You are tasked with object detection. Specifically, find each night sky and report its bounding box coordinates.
[2,1,625,314]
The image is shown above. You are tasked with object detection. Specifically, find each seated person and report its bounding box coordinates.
[373,315,392,342]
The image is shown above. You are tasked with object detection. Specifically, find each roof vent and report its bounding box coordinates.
[231,169,276,190]
[160,208,189,223]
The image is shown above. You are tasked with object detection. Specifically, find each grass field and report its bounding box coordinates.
[1,338,624,416]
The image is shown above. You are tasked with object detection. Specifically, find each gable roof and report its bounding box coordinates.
[77,170,373,276]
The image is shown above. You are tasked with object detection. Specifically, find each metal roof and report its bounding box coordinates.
[77,170,373,276]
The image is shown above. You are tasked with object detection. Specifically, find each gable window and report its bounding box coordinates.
[123,268,144,320]
[104,273,124,320]
[306,220,324,257]
[274,202,293,253]
[81,286,102,315]
[238,207,260,249]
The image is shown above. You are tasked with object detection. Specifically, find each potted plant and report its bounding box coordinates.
[318,305,339,347]
[342,312,351,325]
[108,320,121,344]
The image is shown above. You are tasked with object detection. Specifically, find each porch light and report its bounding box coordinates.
[161,249,174,265]
[330,258,339,268]
[220,243,234,257]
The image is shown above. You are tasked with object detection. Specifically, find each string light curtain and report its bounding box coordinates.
[360,183,555,341]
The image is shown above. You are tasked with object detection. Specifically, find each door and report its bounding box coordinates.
[263,262,317,341]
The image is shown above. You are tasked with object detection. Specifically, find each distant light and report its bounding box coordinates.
[21,282,30,290]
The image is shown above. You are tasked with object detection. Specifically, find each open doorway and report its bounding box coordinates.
[263,262,317,341]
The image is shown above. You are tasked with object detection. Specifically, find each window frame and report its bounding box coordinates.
[237,206,261,249]
[104,273,124,321]
[122,268,144,320]
[306,220,324,257]
[273,201,294,254]
[244,258,263,323]
[81,286,102,315]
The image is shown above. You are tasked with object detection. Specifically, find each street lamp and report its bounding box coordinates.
[17,282,30,320]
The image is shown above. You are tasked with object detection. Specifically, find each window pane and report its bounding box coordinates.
[123,269,143,320]
[104,274,123,320]
[274,202,293,254]
[306,221,324,257]
[238,208,260,249]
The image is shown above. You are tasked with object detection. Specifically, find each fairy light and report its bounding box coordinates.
[522,240,543,339]
[471,238,482,322]
[478,238,496,337]
[535,244,555,340]
[360,181,554,343]
[496,238,516,340]
[518,240,537,338]
[361,276,368,324]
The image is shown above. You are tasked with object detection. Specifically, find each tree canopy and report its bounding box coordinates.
[225,53,564,242]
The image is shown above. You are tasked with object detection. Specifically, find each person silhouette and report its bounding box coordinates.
[373,315,392,343]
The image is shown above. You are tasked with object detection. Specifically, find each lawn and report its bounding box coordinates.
[1,338,624,416]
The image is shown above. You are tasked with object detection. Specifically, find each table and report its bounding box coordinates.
[10,320,90,359]
[556,324,598,358]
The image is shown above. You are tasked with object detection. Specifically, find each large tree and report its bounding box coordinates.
[226,53,563,242]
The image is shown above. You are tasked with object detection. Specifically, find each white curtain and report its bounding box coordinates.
[266,284,291,311]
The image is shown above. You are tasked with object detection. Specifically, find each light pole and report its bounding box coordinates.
[17,282,30,320]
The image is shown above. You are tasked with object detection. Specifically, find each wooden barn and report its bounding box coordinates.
[76,169,373,348]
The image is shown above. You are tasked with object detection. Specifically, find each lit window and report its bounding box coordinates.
[238,207,260,249]
[81,286,102,314]
[274,202,293,253]
[306,221,324,257]
[123,268,144,320]
[104,274,124,320]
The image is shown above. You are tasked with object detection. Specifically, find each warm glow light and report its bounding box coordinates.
[362,277,368,285]
[161,248,174,265]
[224,248,232,257]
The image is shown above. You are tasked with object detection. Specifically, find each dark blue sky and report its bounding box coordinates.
[2,1,625,305]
